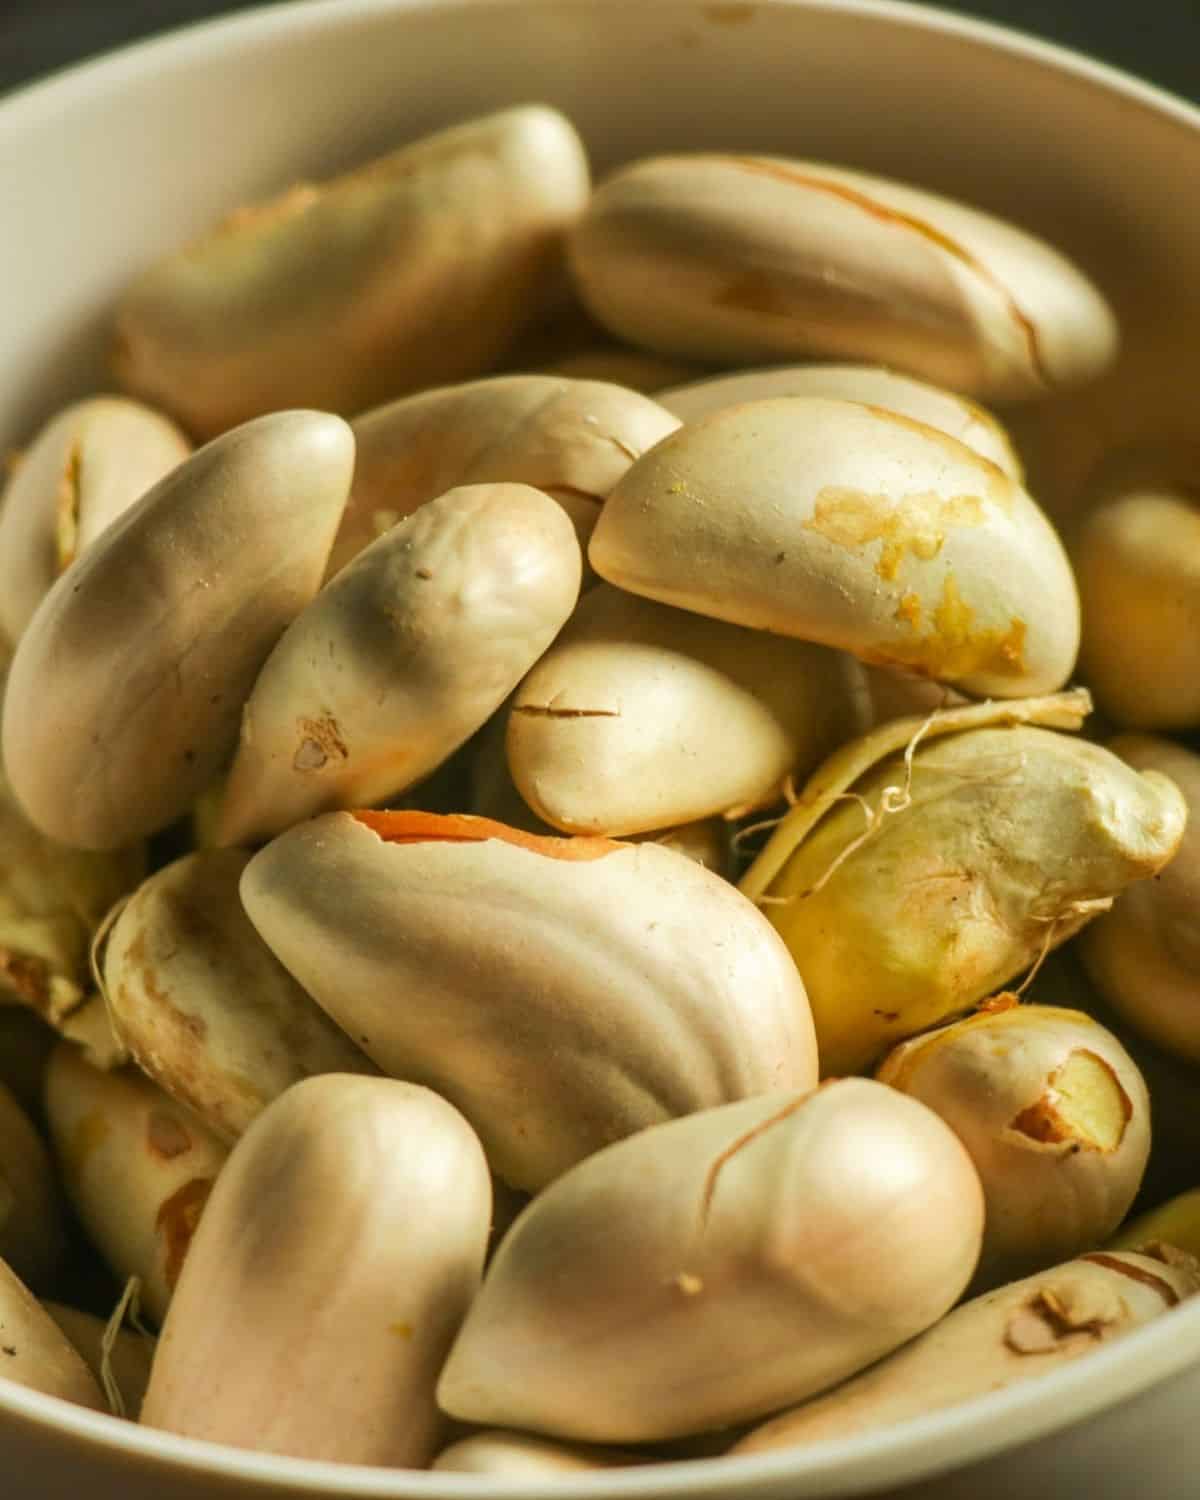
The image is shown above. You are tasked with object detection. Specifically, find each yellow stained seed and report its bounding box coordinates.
[803,488,987,582]
[589,398,1079,699]
[742,696,1184,1075]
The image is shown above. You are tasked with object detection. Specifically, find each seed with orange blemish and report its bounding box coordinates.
[156,1176,215,1291]
[569,154,1116,398]
[241,807,817,1192]
[353,809,625,862]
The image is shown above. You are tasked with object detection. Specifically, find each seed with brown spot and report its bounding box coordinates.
[156,1176,215,1291]
[147,1110,193,1161]
[1080,1251,1183,1306]
[293,715,349,773]
[1003,1282,1120,1353]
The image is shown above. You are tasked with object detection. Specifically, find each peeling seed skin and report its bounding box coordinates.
[0,1080,64,1289]
[568,155,1117,400]
[112,107,591,438]
[240,812,817,1191]
[101,850,376,1142]
[588,397,1079,697]
[0,766,144,1029]
[748,722,1187,1075]
[41,1302,156,1417]
[731,1249,1200,1455]
[0,397,190,646]
[328,374,680,577]
[140,1076,492,1468]
[43,1044,228,1324]
[0,1257,106,1410]
[433,1431,644,1475]
[1078,735,1200,1064]
[1072,445,1200,730]
[215,483,582,847]
[507,584,868,834]
[660,363,1022,479]
[1,411,355,850]
[877,1003,1151,1287]
[436,1080,984,1442]
[739,690,1091,903]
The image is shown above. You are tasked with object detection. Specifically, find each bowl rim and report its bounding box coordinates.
[3,0,1200,131]
[2,0,1199,1494]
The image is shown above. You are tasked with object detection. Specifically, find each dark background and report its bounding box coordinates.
[0,0,1197,104]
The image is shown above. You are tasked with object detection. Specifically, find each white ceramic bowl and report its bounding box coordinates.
[1,1,1198,1496]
